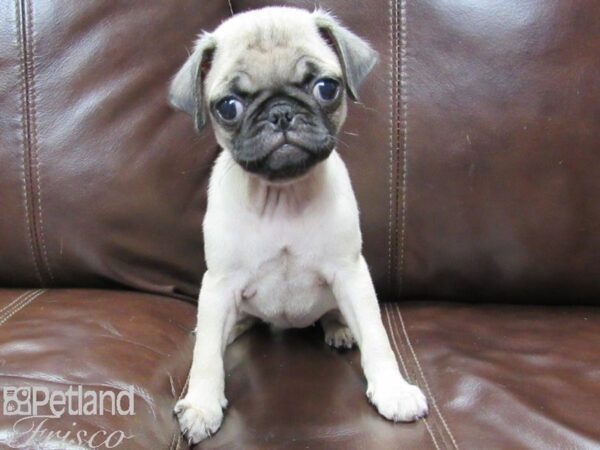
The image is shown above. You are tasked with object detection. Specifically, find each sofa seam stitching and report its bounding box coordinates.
[21,0,45,283]
[384,306,441,450]
[0,290,38,321]
[389,305,445,449]
[26,0,54,282]
[398,0,409,293]
[0,290,39,322]
[15,0,43,285]
[0,289,46,328]
[168,428,176,450]
[397,308,459,449]
[386,0,396,293]
[384,305,409,376]
[0,290,35,316]
[392,306,451,449]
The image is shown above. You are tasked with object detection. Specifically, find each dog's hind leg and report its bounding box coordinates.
[320,309,356,349]
[227,315,258,345]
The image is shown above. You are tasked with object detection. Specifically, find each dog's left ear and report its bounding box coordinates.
[313,9,378,101]
[168,33,216,132]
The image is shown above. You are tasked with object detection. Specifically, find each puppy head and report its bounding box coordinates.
[169,7,377,182]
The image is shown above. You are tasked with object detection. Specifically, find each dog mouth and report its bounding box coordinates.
[266,143,309,169]
[234,133,335,181]
[251,142,316,181]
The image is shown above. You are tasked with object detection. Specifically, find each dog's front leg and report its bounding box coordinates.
[331,256,429,422]
[175,271,237,444]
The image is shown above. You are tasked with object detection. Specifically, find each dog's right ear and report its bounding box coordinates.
[168,33,216,132]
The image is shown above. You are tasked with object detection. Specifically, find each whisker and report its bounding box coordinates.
[355,103,378,114]
[335,136,351,149]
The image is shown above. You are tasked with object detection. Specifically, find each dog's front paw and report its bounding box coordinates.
[174,395,226,444]
[367,375,428,422]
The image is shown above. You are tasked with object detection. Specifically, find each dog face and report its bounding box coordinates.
[169,7,377,182]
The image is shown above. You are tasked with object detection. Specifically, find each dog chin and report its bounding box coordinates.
[235,143,332,183]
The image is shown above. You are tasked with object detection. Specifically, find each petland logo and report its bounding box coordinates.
[2,385,135,449]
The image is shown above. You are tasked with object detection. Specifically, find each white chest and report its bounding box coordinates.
[203,151,362,329]
[238,246,336,328]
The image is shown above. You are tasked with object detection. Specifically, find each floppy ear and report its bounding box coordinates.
[168,33,216,131]
[313,9,378,101]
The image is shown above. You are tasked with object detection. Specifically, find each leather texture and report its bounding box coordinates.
[377,303,600,450]
[0,0,229,298]
[1,290,597,450]
[0,289,195,450]
[196,302,600,450]
[400,0,600,302]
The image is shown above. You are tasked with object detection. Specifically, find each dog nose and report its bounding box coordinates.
[268,104,295,131]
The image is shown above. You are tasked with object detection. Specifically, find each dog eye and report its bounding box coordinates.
[313,78,339,103]
[215,96,244,122]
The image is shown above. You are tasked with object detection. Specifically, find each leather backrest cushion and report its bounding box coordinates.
[400,0,600,302]
[0,0,229,298]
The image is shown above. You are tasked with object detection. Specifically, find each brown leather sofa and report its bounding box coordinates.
[1,1,598,449]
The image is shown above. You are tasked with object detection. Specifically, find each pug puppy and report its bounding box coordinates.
[169,6,428,444]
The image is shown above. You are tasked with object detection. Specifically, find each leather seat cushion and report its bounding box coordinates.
[0,289,195,450]
[0,290,597,450]
[204,302,599,450]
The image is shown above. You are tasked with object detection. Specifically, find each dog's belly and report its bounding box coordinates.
[239,253,336,328]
